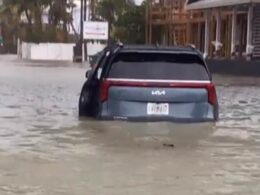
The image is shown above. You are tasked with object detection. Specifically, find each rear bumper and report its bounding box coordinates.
[98,115,217,123]
[99,101,218,123]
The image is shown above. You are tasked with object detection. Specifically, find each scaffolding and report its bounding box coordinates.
[145,0,258,59]
[145,0,204,46]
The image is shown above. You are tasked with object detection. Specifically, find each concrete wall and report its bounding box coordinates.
[19,42,74,61]
[18,42,106,61]
[31,43,74,61]
[207,59,260,76]
[21,42,31,59]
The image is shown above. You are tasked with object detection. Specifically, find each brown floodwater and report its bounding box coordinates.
[0,57,260,195]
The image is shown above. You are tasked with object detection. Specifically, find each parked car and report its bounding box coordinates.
[79,44,219,122]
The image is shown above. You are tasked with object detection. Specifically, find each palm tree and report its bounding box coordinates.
[96,0,134,36]
[0,0,75,43]
[48,0,74,41]
[0,0,22,51]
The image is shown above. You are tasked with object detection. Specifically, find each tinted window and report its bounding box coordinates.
[108,52,209,80]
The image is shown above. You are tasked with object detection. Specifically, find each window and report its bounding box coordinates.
[108,52,209,80]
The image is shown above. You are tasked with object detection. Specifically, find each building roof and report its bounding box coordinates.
[186,0,260,10]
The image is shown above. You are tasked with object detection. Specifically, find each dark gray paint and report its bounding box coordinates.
[99,86,215,122]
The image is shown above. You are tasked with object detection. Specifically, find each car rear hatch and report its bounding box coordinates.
[99,52,217,122]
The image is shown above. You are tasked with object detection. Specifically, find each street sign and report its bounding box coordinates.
[83,21,108,40]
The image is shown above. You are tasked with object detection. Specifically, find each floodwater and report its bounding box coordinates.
[0,57,260,195]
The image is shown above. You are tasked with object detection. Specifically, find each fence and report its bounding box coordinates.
[18,42,74,61]
[18,42,106,61]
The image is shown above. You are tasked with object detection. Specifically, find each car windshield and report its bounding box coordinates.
[108,52,209,80]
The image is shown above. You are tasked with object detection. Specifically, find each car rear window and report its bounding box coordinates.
[108,52,209,80]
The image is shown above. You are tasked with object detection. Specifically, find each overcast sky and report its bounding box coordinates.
[74,0,145,6]
[135,0,144,5]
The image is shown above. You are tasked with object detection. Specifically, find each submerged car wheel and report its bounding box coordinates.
[79,88,90,117]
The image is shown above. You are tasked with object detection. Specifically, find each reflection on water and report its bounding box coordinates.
[0,63,260,195]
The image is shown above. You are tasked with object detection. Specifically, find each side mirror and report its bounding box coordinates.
[85,70,91,78]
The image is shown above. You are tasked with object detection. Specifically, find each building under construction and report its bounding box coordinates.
[146,0,260,60]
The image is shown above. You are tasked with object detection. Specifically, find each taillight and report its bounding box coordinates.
[206,84,217,105]
[99,80,148,102]
[99,79,217,105]
[171,82,217,105]
[99,80,111,102]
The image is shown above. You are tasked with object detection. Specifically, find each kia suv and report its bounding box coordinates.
[79,44,219,122]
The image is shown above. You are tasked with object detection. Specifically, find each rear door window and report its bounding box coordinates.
[108,52,209,80]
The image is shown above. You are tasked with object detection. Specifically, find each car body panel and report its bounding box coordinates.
[99,85,216,122]
[79,45,219,123]
[107,86,208,103]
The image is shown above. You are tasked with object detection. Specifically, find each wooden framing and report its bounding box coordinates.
[246,4,253,56]
[231,7,238,55]
[145,0,256,59]
[146,0,204,45]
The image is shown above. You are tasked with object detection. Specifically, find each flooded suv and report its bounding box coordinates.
[79,44,219,122]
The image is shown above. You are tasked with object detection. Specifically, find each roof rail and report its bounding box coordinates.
[111,41,124,54]
[186,44,196,50]
[116,41,124,47]
[185,44,205,58]
[105,41,123,53]
[186,44,203,55]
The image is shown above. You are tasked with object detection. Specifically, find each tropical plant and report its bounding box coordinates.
[96,0,146,44]
[0,0,75,44]
[96,0,134,35]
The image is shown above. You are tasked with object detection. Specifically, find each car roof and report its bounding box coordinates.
[121,45,195,51]
[111,44,201,56]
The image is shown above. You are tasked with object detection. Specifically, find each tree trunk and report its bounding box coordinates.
[34,2,42,31]
[62,0,67,33]
[25,9,32,26]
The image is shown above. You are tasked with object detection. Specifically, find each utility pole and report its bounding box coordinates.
[83,0,87,61]
[145,1,149,44]
[91,0,95,20]
[80,0,84,62]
